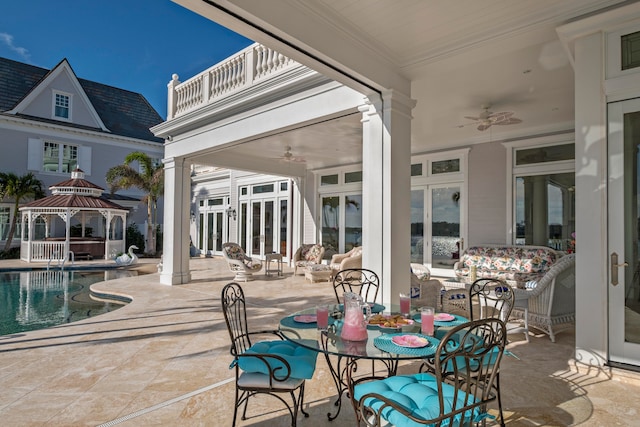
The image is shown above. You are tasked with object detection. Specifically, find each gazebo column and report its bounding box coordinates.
[64,209,71,261]
[160,157,192,285]
[360,90,415,306]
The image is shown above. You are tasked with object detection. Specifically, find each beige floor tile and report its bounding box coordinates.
[0,256,639,426]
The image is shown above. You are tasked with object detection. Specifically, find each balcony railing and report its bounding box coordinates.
[168,43,298,119]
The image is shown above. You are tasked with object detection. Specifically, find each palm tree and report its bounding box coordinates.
[0,172,45,251]
[106,152,163,254]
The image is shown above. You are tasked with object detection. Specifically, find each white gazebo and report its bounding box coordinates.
[19,168,128,262]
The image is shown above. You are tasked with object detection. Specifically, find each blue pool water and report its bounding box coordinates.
[0,269,137,336]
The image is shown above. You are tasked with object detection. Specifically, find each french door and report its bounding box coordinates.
[240,197,288,259]
[411,184,464,277]
[320,193,362,254]
[198,210,225,256]
[608,98,640,366]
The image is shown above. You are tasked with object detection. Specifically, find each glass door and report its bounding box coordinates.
[429,185,462,276]
[320,194,362,254]
[248,199,276,258]
[608,98,640,366]
[321,196,340,254]
[199,210,225,256]
[411,185,463,276]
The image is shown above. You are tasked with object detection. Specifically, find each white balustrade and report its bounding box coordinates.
[29,241,65,262]
[169,43,298,119]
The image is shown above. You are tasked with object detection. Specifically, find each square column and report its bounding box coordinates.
[360,90,415,305]
[160,157,192,285]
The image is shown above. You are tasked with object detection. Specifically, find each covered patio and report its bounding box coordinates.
[0,257,637,425]
[151,0,640,373]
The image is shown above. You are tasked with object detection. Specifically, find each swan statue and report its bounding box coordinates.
[115,245,139,266]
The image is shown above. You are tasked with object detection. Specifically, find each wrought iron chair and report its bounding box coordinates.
[426,278,514,426]
[221,283,318,426]
[355,318,508,427]
[468,278,514,427]
[469,278,515,323]
[332,268,380,304]
[222,242,263,282]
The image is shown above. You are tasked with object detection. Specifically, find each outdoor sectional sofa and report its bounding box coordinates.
[453,245,564,284]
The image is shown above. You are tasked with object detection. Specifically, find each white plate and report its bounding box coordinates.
[391,335,429,348]
[293,315,317,323]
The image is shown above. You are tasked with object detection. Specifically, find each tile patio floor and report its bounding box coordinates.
[0,257,639,426]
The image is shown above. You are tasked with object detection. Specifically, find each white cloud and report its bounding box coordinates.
[0,32,30,61]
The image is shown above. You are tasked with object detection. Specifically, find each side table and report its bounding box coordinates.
[265,253,283,277]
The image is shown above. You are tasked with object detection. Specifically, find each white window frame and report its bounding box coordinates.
[503,135,575,245]
[52,90,72,122]
[43,141,79,174]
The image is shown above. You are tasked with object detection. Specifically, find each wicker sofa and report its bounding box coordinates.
[453,245,563,284]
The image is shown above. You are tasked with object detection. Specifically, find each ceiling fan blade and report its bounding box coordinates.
[494,117,522,126]
[464,116,480,121]
[477,123,492,131]
[488,111,514,123]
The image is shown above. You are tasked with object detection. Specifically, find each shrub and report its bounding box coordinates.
[0,247,21,259]
[126,223,145,254]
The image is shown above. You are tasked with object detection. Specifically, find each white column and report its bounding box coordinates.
[361,90,415,306]
[160,157,192,285]
[573,31,608,367]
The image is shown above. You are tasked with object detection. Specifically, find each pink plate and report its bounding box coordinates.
[391,335,429,348]
[293,315,317,323]
[435,313,455,322]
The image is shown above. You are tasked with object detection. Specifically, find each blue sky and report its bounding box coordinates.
[1,0,252,118]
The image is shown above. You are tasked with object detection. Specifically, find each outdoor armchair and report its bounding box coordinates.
[329,246,362,276]
[511,253,576,342]
[292,243,325,275]
[222,242,263,282]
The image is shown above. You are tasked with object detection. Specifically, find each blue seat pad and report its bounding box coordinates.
[354,373,477,427]
[238,340,318,380]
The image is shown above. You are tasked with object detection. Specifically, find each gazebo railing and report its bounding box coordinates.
[27,241,66,262]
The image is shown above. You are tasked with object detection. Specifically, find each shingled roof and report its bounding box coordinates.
[0,57,164,143]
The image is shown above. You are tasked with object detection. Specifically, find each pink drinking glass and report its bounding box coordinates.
[399,293,411,317]
[316,305,329,330]
[421,306,435,336]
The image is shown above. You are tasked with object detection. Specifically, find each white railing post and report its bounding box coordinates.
[246,47,256,86]
[167,74,180,120]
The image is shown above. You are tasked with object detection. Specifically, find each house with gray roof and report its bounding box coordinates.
[0,56,165,250]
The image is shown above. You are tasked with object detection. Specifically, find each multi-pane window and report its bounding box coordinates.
[43,141,77,173]
[0,207,10,240]
[54,93,70,119]
[511,143,575,251]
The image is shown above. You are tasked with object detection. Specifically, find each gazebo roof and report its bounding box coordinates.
[21,194,126,210]
[49,177,104,191]
[20,168,127,212]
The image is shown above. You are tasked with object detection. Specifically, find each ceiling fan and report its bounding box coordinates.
[463,104,522,131]
[274,146,306,163]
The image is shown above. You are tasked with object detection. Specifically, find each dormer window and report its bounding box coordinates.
[53,91,71,121]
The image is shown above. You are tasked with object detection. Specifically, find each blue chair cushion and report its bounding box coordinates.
[354,373,478,427]
[238,340,317,380]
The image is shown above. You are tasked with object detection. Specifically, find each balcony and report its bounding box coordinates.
[167,43,298,120]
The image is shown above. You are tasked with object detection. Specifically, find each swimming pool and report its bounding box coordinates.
[0,269,138,336]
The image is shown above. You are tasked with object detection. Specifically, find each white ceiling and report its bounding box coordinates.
[180,0,631,172]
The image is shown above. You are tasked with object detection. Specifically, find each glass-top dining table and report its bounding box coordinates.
[278,304,469,422]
